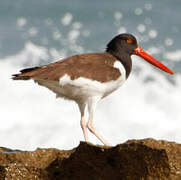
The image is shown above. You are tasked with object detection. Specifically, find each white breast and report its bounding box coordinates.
[56,60,126,102]
[102,60,126,97]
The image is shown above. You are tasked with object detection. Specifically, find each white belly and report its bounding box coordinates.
[37,61,126,103]
[57,60,126,101]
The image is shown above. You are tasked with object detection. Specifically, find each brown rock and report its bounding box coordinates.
[0,138,181,180]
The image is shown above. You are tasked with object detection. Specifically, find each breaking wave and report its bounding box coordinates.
[0,41,180,150]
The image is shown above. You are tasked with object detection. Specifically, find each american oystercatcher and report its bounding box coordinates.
[12,33,174,146]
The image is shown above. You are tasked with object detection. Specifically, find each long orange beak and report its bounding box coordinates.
[134,46,174,74]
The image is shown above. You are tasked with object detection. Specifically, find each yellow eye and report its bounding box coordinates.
[126,39,133,44]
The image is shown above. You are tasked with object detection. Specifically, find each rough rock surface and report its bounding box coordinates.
[0,138,181,180]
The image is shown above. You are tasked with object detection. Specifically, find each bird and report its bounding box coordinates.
[12,33,174,146]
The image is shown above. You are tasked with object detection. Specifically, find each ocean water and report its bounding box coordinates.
[0,0,181,150]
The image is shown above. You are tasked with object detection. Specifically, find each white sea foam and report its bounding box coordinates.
[149,29,158,39]
[72,22,82,29]
[137,24,146,33]
[134,8,143,15]
[164,50,181,62]
[7,42,49,67]
[68,29,80,43]
[53,31,62,40]
[16,17,27,28]
[117,27,127,34]
[61,13,73,26]
[0,42,180,150]
[28,27,38,37]
[144,3,152,11]
[165,38,174,46]
[114,11,123,21]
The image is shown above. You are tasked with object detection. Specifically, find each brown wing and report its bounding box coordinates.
[12,52,121,83]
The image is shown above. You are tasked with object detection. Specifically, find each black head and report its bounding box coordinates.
[106,33,138,55]
[106,33,174,75]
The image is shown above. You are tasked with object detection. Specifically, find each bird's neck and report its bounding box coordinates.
[106,49,132,79]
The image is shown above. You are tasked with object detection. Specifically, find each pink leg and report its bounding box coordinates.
[78,103,88,142]
[87,97,111,146]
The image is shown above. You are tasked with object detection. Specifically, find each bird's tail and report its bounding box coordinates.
[12,67,39,80]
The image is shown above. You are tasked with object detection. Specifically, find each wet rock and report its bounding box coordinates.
[0,138,181,180]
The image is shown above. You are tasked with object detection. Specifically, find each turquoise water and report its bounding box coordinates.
[0,1,181,61]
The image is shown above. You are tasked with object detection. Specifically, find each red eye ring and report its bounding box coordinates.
[126,39,133,44]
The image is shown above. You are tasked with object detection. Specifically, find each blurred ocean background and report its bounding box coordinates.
[0,0,181,150]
